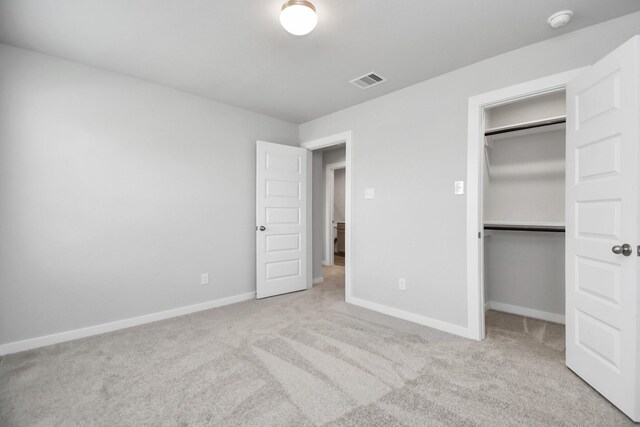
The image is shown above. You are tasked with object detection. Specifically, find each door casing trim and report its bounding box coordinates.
[466,69,587,341]
[302,131,352,301]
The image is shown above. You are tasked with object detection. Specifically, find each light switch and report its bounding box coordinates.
[201,273,210,285]
[364,188,375,199]
[454,181,464,195]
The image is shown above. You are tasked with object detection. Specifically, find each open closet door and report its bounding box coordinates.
[566,36,639,422]
[256,141,309,299]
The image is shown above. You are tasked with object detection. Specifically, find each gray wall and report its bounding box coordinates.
[485,232,565,315]
[334,169,346,222]
[323,146,347,166]
[322,147,346,266]
[299,13,640,328]
[485,129,565,224]
[484,130,565,316]
[0,44,298,345]
[483,94,566,316]
[311,150,324,279]
[324,146,347,230]
[311,146,346,279]
[486,91,566,129]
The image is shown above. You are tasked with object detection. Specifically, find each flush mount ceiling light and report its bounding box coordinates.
[280,0,317,36]
[547,10,574,29]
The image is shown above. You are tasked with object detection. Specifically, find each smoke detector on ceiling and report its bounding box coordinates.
[547,10,573,29]
[349,72,386,89]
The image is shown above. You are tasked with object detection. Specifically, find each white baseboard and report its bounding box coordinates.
[0,292,256,356]
[313,276,324,284]
[486,301,565,324]
[322,260,332,267]
[484,301,490,312]
[346,296,474,339]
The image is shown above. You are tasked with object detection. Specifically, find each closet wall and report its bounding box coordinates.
[483,92,566,321]
[485,91,565,129]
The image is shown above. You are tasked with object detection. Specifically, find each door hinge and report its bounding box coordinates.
[637,245,640,257]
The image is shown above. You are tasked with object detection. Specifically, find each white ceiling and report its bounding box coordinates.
[1,1,639,123]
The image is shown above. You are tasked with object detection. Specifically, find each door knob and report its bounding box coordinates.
[612,243,632,256]
[258,226,266,231]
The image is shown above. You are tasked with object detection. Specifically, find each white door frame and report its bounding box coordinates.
[324,161,346,266]
[465,69,586,341]
[301,131,352,301]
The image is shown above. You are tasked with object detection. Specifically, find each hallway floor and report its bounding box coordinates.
[0,265,632,426]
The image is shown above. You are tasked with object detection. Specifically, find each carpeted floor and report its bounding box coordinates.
[0,265,633,426]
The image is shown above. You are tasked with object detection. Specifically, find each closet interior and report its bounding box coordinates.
[483,90,566,325]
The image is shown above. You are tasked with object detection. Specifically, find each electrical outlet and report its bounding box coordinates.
[454,181,464,195]
[398,278,406,291]
[364,188,375,199]
[201,273,210,286]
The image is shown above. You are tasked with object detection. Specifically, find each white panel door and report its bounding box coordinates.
[256,141,309,299]
[566,36,639,421]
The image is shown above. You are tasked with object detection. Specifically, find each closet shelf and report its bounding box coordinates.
[484,221,565,233]
[485,116,566,137]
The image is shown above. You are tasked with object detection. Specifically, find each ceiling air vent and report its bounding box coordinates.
[349,72,386,89]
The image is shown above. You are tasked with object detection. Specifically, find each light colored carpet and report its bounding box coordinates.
[0,266,633,426]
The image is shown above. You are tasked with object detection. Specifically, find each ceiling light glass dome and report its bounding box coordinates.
[280,1,317,36]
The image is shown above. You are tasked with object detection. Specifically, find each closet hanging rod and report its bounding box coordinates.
[484,116,566,137]
[484,225,565,233]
